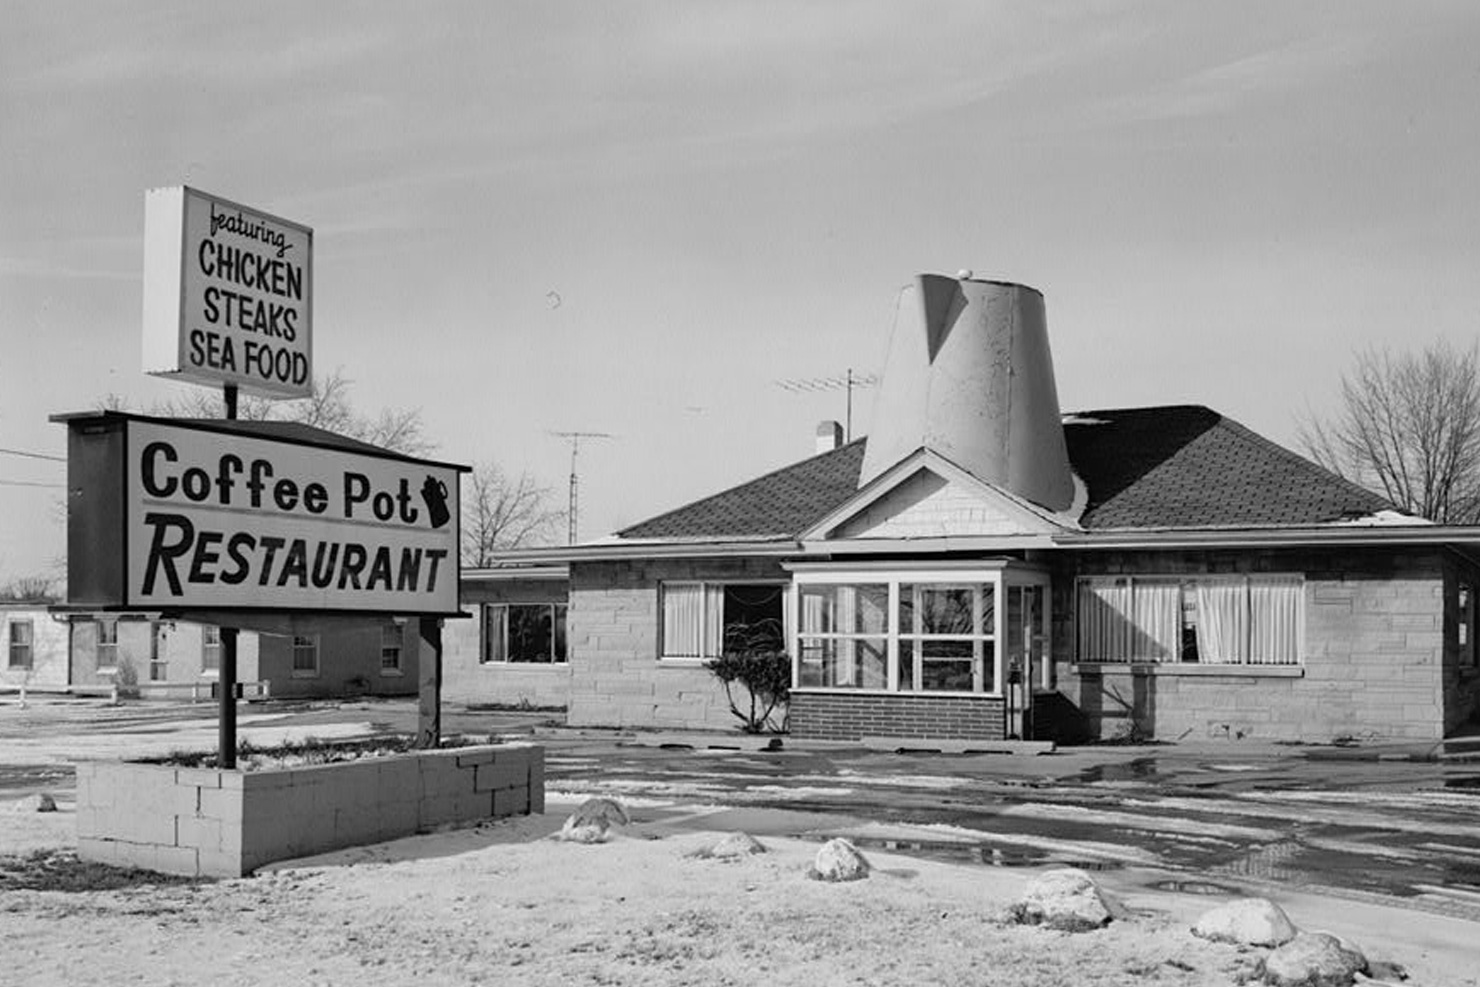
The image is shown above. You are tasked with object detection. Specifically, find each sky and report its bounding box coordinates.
[3,1,1480,583]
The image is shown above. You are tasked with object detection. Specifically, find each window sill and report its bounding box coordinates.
[1071,662,1305,678]
[791,687,1005,700]
[96,667,119,676]
[478,662,568,669]
[198,671,219,679]
[290,670,320,679]
[657,657,712,668]
[379,669,404,677]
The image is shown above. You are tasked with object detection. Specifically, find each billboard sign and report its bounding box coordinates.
[59,414,464,616]
[142,186,313,399]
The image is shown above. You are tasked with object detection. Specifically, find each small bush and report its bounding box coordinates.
[704,651,790,734]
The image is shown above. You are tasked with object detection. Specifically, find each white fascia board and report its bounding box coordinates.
[480,539,802,566]
[797,534,1059,554]
[1052,525,1480,550]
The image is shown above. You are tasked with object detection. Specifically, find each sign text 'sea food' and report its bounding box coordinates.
[142,186,313,399]
[127,422,459,613]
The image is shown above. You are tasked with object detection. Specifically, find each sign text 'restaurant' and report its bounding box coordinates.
[125,421,460,614]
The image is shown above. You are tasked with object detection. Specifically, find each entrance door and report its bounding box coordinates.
[1006,583,1048,739]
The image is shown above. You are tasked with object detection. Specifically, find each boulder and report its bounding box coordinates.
[811,838,870,882]
[707,832,767,859]
[1192,897,1298,947]
[1011,867,1122,932]
[9,793,57,813]
[1262,932,1367,987]
[556,797,630,844]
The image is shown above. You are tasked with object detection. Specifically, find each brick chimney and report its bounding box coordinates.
[815,420,844,454]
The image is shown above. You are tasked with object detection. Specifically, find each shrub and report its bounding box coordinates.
[704,650,790,734]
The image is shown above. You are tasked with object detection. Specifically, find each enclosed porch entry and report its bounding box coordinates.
[785,560,1050,743]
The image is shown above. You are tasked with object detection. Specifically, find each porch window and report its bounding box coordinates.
[791,566,1048,695]
[291,634,320,676]
[483,604,567,664]
[1077,575,1302,665]
[97,620,119,670]
[660,582,784,660]
[7,619,33,669]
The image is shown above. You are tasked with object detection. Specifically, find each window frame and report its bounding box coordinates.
[96,619,119,671]
[7,618,34,670]
[148,621,168,682]
[380,623,404,676]
[1459,580,1478,669]
[658,580,787,663]
[201,624,221,676]
[481,603,569,665]
[291,634,320,677]
[1075,574,1304,667]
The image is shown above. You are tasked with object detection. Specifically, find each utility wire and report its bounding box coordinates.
[0,479,65,488]
[0,447,66,463]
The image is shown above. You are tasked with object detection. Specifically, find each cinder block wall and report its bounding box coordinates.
[77,744,544,878]
[445,576,571,709]
[1049,548,1455,743]
[791,693,1006,741]
[566,558,788,731]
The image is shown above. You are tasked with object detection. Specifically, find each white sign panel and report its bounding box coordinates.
[126,421,460,614]
[143,186,313,399]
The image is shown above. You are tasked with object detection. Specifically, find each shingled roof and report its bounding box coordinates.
[616,405,1396,541]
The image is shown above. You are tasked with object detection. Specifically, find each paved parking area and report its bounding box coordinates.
[3,695,1479,917]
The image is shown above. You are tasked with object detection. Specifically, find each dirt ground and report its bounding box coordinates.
[3,790,1478,987]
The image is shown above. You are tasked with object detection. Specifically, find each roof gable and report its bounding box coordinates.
[803,450,1076,542]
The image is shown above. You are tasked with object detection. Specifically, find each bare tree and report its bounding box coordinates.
[461,462,565,566]
[1300,340,1480,523]
[104,368,431,456]
[0,574,59,603]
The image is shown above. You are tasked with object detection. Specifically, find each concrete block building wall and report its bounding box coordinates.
[444,576,571,710]
[0,606,69,690]
[1049,548,1454,743]
[566,558,787,731]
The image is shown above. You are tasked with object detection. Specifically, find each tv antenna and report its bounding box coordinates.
[774,368,879,441]
[550,430,614,544]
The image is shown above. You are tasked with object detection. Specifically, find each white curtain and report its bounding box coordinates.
[1077,580,1132,661]
[1132,582,1181,661]
[1196,582,1248,664]
[663,584,724,658]
[1249,576,1302,664]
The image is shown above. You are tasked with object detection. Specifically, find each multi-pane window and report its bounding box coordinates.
[149,622,167,681]
[1077,575,1302,665]
[660,583,785,660]
[201,625,221,673]
[291,635,319,676]
[381,624,403,673]
[898,584,994,692]
[482,604,567,664]
[96,620,119,669]
[7,619,33,669]
[792,571,1046,695]
[1459,582,1477,668]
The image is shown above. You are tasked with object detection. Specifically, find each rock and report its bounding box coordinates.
[1192,897,1298,947]
[811,838,870,882]
[707,832,767,859]
[556,797,630,843]
[1010,867,1122,932]
[1262,932,1367,987]
[10,793,58,813]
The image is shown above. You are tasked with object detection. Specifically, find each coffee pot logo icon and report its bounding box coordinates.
[421,475,451,529]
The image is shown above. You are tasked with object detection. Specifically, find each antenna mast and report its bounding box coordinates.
[774,368,879,441]
[551,431,613,544]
